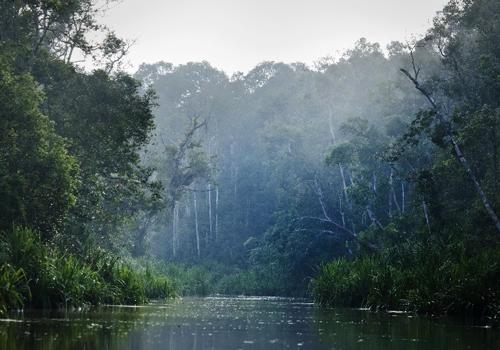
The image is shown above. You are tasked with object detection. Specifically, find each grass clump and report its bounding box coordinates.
[0,227,176,314]
[142,260,285,297]
[313,242,500,320]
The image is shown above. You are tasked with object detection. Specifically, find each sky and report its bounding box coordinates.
[100,0,449,74]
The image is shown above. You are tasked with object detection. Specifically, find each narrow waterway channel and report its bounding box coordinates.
[1,297,498,349]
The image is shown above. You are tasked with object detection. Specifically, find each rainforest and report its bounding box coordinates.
[1,0,500,349]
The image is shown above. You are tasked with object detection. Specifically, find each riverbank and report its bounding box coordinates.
[313,242,500,323]
[3,225,500,326]
[0,226,290,315]
[0,227,175,314]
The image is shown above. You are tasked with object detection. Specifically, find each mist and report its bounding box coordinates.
[99,0,448,74]
[1,0,500,348]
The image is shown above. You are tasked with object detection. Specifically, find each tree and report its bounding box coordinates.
[0,57,78,238]
[0,0,126,70]
[397,0,500,234]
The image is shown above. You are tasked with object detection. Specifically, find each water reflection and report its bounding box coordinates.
[0,297,498,349]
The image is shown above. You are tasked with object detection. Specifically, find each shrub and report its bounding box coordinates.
[0,264,29,314]
[0,227,176,312]
[313,243,500,319]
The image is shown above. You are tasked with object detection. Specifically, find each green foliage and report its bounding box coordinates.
[216,270,262,295]
[215,269,284,296]
[1,0,159,253]
[311,0,500,322]
[143,265,176,300]
[39,65,160,252]
[0,227,176,313]
[1,0,499,323]
[0,58,78,237]
[0,264,29,314]
[146,262,214,296]
[131,260,285,297]
[326,143,355,166]
[314,241,500,319]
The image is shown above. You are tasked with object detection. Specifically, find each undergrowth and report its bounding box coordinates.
[313,241,500,321]
[0,227,175,314]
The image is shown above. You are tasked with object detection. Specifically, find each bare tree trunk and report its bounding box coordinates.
[493,125,498,211]
[310,175,378,251]
[230,141,236,202]
[339,192,346,227]
[450,137,500,232]
[192,331,197,350]
[401,181,405,213]
[328,107,336,144]
[339,164,348,202]
[401,59,500,233]
[422,201,431,235]
[245,198,251,229]
[193,191,200,258]
[328,111,351,223]
[299,177,378,251]
[172,202,178,257]
[207,139,213,240]
[185,201,190,217]
[314,176,331,221]
[207,182,213,238]
[367,206,383,229]
[215,185,219,241]
[390,167,401,214]
[388,191,392,219]
[234,165,239,201]
[349,169,355,186]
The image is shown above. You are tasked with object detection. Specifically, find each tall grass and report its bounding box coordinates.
[0,227,176,314]
[141,260,285,297]
[0,264,29,314]
[313,242,500,320]
[144,261,215,296]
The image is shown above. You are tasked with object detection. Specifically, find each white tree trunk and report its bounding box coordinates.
[389,167,401,214]
[328,108,336,144]
[172,202,178,257]
[422,201,431,234]
[234,165,239,201]
[339,192,346,227]
[401,66,500,233]
[401,181,405,213]
[339,163,348,202]
[207,182,213,238]
[215,185,219,241]
[193,191,200,257]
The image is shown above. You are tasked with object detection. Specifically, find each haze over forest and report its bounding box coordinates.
[95,0,448,74]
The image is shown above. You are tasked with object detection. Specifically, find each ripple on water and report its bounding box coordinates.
[0,297,499,350]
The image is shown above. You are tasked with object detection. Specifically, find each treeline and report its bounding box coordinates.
[135,0,500,315]
[1,0,499,319]
[136,50,424,295]
[313,0,500,320]
[0,0,176,313]
[136,40,423,274]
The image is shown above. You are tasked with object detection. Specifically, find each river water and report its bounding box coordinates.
[0,296,498,349]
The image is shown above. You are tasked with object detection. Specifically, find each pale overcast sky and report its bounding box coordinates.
[100,0,448,74]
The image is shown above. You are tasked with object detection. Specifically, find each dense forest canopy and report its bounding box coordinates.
[133,0,500,296]
[0,0,499,320]
[136,43,424,263]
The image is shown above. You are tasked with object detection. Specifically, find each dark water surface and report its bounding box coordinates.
[0,296,498,349]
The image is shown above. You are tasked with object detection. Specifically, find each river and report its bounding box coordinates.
[0,296,498,349]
